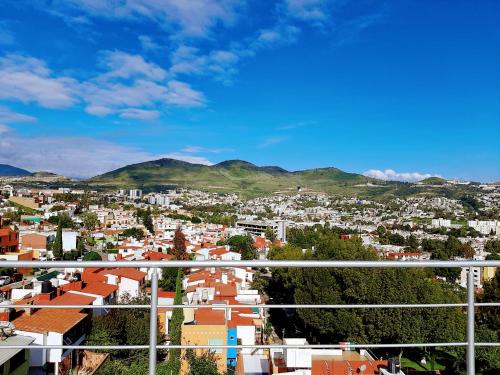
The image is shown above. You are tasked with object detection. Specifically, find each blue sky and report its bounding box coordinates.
[0,0,498,181]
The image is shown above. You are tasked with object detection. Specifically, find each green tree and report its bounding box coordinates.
[166,269,184,374]
[159,267,178,291]
[82,211,99,231]
[121,227,145,240]
[83,251,102,261]
[190,216,202,224]
[227,235,257,260]
[52,220,63,259]
[184,350,219,375]
[265,227,276,242]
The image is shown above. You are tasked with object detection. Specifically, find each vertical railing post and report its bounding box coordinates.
[466,266,475,375]
[149,268,159,375]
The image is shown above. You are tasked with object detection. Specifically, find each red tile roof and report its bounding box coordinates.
[13,309,88,334]
[81,282,118,297]
[104,268,147,281]
[195,309,226,325]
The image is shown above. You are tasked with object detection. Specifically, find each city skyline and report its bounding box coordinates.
[0,0,499,181]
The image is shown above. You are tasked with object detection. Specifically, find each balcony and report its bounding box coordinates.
[0,259,499,375]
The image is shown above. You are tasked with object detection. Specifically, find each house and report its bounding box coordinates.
[181,309,228,375]
[0,227,19,254]
[81,268,146,300]
[0,335,35,375]
[12,299,91,375]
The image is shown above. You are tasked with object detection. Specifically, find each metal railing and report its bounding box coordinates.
[1,260,500,375]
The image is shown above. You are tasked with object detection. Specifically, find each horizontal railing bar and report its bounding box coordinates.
[1,260,499,268]
[0,343,480,350]
[3,302,498,309]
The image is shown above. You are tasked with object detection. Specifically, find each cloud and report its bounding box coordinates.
[0,106,37,123]
[138,35,160,51]
[363,169,441,183]
[182,145,232,153]
[119,108,160,120]
[0,125,212,178]
[169,45,240,85]
[51,0,244,38]
[165,80,205,107]
[98,50,167,81]
[160,153,213,165]
[284,0,331,26]
[277,120,317,130]
[0,54,78,108]
[258,136,287,148]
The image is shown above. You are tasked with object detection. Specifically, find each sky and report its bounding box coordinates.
[0,0,498,181]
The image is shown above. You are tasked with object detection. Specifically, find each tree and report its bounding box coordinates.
[190,216,202,224]
[143,210,154,234]
[227,235,257,260]
[52,220,63,259]
[83,251,102,261]
[406,234,419,250]
[159,267,178,291]
[172,227,187,260]
[49,212,74,228]
[184,350,219,375]
[166,269,184,373]
[82,211,99,231]
[136,208,154,234]
[265,227,276,242]
[121,227,145,241]
[266,227,467,364]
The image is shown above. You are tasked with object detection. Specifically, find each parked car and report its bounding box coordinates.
[0,276,11,286]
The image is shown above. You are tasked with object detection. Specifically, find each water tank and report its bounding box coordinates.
[41,280,52,294]
[74,273,82,281]
[0,300,13,313]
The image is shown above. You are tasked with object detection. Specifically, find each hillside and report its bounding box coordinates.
[0,164,31,176]
[89,158,381,197]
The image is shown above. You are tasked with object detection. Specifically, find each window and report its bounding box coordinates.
[208,338,223,353]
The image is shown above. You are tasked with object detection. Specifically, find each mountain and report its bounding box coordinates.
[0,164,31,176]
[89,158,379,197]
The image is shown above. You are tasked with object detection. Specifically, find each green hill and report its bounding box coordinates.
[420,177,447,185]
[88,158,381,197]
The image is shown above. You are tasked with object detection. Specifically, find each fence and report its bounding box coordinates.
[1,259,499,375]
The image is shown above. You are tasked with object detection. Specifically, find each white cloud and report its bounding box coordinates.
[54,0,243,38]
[165,80,205,107]
[284,0,330,25]
[169,45,240,85]
[98,50,167,81]
[0,125,212,178]
[363,169,441,183]
[0,106,37,123]
[0,51,206,118]
[258,136,287,148]
[159,153,213,165]
[0,54,78,108]
[119,108,160,120]
[138,35,160,51]
[182,145,232,153]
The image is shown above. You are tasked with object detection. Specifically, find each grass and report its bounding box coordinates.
[401,357,446,371]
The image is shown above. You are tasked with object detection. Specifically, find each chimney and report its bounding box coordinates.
[0,308,13,322]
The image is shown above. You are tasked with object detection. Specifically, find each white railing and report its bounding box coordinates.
[1,259,500,375]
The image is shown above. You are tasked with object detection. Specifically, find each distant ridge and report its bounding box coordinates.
[89,158,377,196]
[0,164,31,176]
